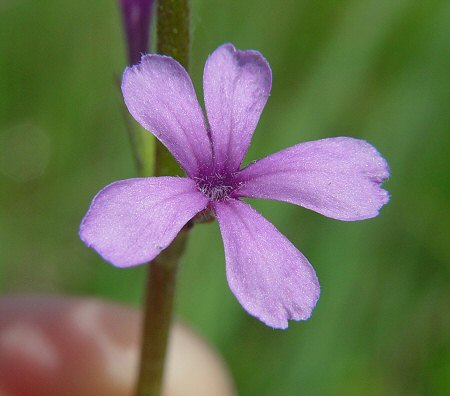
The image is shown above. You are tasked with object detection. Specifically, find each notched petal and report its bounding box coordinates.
[79,177,208,267]
[237,137,390,221]
[214,200,320,329]
[203,43,272,172]
[122,55,213,177]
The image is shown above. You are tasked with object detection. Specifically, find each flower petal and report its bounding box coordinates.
[203,43,272,172]
[213,199,320,329]
[122,55,213,177]
[79,177,208,267]
[237,137,390,221]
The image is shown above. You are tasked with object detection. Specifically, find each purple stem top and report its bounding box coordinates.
[120,0,155,65]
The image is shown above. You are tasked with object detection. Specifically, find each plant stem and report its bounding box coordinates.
[157,0,190,68]
[135,231,189,396]
[134,1,191,395]
[155,0,190,177]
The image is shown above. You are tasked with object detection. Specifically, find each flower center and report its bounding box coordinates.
[195,172,239,201]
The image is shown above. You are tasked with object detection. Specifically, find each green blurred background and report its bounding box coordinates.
[1,0,449,394]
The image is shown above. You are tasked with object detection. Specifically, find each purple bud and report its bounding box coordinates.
[119,0,155,65]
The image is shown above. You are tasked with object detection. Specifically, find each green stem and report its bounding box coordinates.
[134,1,191,396]
[157,0,190,70]
[135,231,189,396]
[155,0,190,177]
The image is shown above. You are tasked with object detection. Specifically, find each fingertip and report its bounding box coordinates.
[0,295,234,396]
[165,323,234,396]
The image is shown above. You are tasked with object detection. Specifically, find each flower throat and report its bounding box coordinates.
[194,172,240,201]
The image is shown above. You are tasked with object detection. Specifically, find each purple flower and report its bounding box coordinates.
[80,44,389,328]
[120,0,155,65]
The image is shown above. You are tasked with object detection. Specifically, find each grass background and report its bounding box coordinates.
[1,0,449,394]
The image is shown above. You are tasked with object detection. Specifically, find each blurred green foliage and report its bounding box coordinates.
[1,0,449,395]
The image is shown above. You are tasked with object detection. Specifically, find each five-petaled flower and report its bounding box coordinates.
[80,44,389,329]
